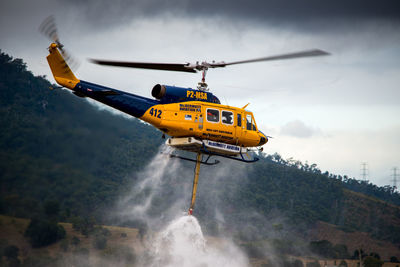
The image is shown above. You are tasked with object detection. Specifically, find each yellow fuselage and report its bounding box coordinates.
[141,101,264,147]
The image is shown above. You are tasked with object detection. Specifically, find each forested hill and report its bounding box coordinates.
[1,51,399,245]
[0,51,163,218]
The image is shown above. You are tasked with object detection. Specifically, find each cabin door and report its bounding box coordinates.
[198,113,204,131]
[235,111,244,145]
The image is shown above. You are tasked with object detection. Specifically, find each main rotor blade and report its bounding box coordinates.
[89,59,197,73]
[210,49,330,68]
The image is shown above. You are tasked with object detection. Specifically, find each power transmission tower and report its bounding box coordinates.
[391,167,399,191]
[360,162,368,182]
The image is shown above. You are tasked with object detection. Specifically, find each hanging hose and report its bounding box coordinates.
[188,153,202,215]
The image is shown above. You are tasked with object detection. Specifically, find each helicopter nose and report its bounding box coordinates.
[258,133,268,146]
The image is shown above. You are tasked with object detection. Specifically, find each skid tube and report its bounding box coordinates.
[167,153,220,165]
[199,144,259,163]
[164,144,258,164]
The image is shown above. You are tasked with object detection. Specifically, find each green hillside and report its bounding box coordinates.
[0,51,163,220]
[1,51,400,259]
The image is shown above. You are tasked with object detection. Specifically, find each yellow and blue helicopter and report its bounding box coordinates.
[41,16,329,214]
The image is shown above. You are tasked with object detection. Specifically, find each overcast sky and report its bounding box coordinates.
[1,0,399,186]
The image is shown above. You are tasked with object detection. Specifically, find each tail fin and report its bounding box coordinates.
[46,43,79,89]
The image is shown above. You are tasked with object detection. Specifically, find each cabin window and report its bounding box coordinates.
[222,111,233,125]
[237,114,242,127]
[206,108,219,123]
[246,114,256,131]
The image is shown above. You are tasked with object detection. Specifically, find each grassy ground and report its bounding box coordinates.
[1,214,399,266]
[0,215,141,266]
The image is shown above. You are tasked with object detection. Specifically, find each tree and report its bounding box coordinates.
[309,240,334,258]
[3,245,19,260]
[363,256,384,267]
[333,244,349,259]
[71,216,96,237]
[390,256,400,263]
[3,245,20,267]
[369,252,380,260]
[306,261,320,267]
[353,249,367,260]
[24,218,66,247]
[44,200,60,217]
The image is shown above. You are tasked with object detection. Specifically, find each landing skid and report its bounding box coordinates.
[165,147,258,164]
[168,153,220,165]
[199,145,259,163]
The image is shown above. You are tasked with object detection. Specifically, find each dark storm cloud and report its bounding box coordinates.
[188,0,400,20]
[1,0,399,38]
[63,0,400,29]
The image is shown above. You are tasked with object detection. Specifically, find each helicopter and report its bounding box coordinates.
[41,16,329,214]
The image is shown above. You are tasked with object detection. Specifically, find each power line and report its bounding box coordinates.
[391,167,398,190]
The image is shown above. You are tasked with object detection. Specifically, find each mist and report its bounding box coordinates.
[90,143,320,267]
[106,145,254,266]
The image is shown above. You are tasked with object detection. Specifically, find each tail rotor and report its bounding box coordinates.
[39,16,80,71]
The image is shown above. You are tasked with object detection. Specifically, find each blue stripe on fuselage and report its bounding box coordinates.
[73,80,158,118]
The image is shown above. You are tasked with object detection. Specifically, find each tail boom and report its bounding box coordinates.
[46,43,159,118]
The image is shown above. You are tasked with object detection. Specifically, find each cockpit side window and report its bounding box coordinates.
[237,114,242,127]
[222,111,233,125]
[246,114,252,130]
[246,114,257,131]
[206,108,219,123]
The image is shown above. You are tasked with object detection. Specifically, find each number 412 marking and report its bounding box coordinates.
[149,108,162,118]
